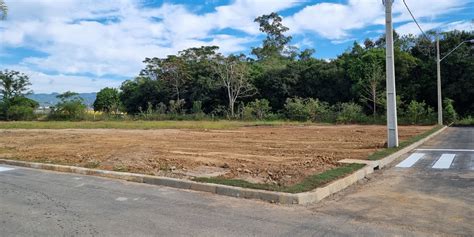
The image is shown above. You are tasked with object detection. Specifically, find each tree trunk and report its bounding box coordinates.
[372,84,377,117]
[229,99,235,118]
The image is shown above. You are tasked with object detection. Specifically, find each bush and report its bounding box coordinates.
[403,100,435,124]
[169,99,186,115]
[242,99,272,120]
[48,92,87,120]
[443,98,457,124]
[155,102,167,115]
[306,98,334,122]
[336,102,366,124]
[284,97,311,121]
[7,105,36,120]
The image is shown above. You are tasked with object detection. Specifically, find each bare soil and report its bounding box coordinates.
[0,125,433,185]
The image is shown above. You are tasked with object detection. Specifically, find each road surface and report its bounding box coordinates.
[0,127,472,236]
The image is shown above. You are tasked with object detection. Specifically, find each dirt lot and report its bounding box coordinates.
[0,125,433,185]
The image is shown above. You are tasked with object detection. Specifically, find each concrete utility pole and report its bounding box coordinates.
[436,35,442,125]
[384,0,399,148]
[436,38,474,125]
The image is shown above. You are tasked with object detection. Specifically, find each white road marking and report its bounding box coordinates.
[415,149,474,152]
[0,166,15,172]
[116,197,128,201]
[432,154,456,169]
[396,153,425,168]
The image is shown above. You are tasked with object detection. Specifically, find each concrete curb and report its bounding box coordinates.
[0,126,447,205]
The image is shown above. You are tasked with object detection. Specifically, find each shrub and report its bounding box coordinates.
[403,100,435,124]
[7,105,35,120]
[169,99,186,115]
[336,102,366,124]
[242,99,272,120]
[191,101,204,114]
[284,97,311,121]
[155,102,167,115]
[443,98,457,124]
[306,98,334,122]
[2,97,38,121]
[49,92,86,120]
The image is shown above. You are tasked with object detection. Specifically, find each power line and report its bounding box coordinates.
[402,0,430,40]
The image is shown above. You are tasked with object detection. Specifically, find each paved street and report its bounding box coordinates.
[0,127,472,237]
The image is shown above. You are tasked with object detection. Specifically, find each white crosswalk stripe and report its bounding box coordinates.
[432,154,456,169]
[396,152,473,171]
[396,153,425,168]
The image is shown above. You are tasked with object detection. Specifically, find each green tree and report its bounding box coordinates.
[0,70,33,120]
[119,76,169,114]
[252,12,293,60]
[50,91,86,120]
[142,55,190,101]
[93,87,120,113]
[348,48,386,116]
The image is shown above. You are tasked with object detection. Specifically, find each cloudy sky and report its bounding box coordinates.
[0,0,473,93]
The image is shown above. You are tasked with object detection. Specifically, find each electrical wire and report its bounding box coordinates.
[402,0,430,41]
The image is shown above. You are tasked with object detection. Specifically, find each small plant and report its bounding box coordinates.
[113,164,129,172]
[443,98,457,124]
[84,160,100,169]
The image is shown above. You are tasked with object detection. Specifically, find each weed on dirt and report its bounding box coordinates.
[194,163,365,193]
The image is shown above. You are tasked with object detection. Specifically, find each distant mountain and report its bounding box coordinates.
[27,92,97,108]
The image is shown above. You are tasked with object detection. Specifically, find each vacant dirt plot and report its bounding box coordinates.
[0,125,433,185]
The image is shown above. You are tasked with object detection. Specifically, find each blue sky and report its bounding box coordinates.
[0,0,473,93]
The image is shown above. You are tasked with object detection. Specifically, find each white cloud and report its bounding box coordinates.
[396,20,473,36]
[0,0,471,93]
[395,22,443,36]
[0,0,301,92]
[4,65,123,93]
[285,0,469,40]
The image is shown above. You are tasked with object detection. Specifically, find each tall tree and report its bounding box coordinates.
[142,55,190,101]
[93,87,121,113]
[0,70,32,120]
[213,56,256,117]
[252,12,293,60]
[348,49,386,116]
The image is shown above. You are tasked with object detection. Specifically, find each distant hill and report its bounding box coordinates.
[27,92,97,108]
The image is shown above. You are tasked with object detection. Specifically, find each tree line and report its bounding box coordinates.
[1,13,473,124]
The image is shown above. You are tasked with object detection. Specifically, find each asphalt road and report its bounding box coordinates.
[0,127,472,237]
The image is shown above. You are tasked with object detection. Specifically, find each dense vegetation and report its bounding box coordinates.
[1,13,473,124]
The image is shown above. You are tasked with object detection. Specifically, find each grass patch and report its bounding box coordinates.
[194,163,365,193]
[453,116,474,127]
[0,120,307,130]
[367,125,443,161]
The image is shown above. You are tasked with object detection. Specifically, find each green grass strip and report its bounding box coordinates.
[367,125,443,161]
[194,163,365,193]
